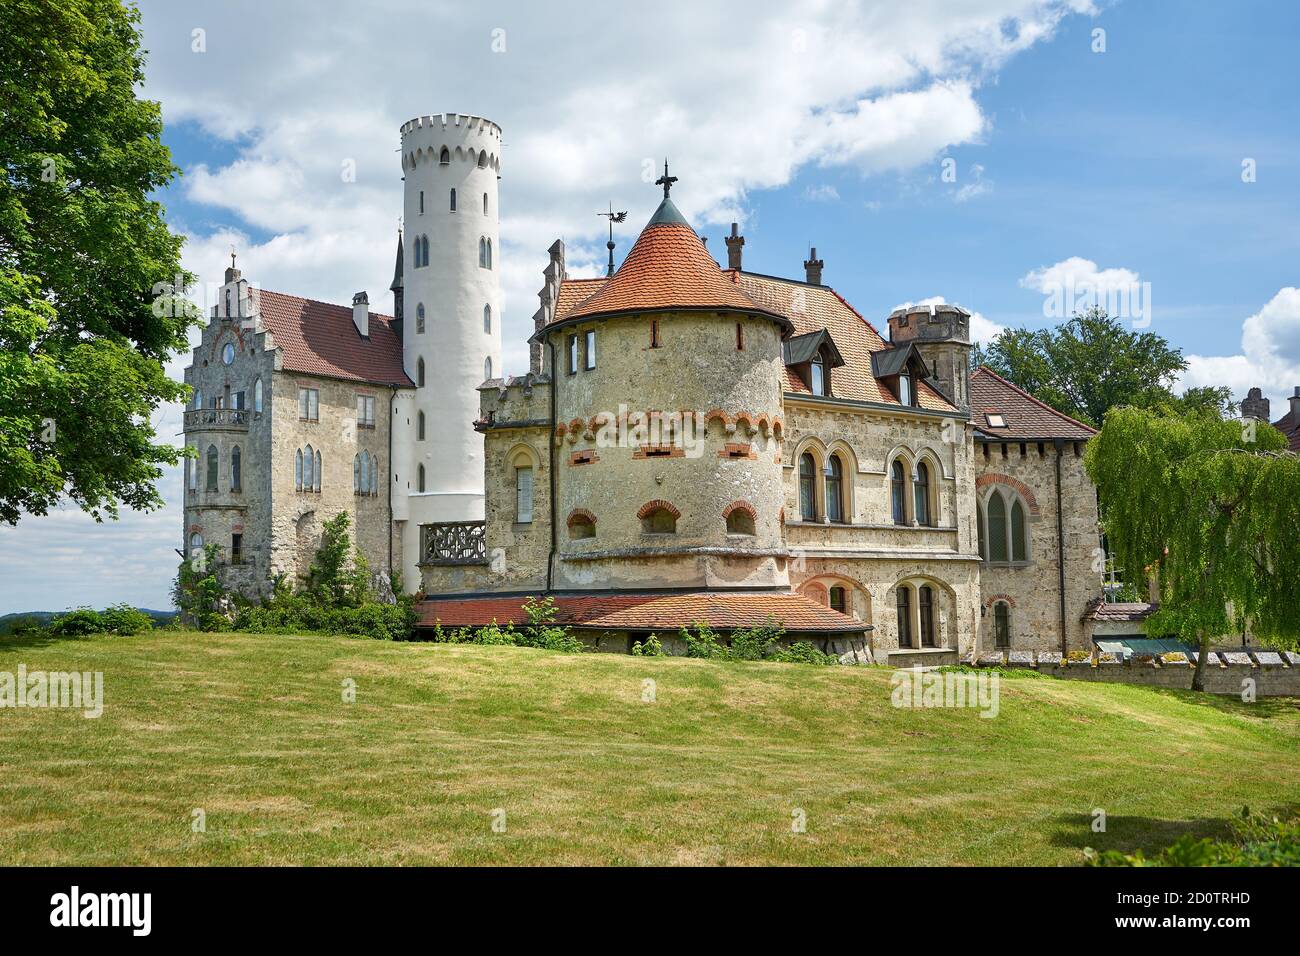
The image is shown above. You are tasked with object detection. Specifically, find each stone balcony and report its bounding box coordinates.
[420,521,488,566]
[183,408,252,431]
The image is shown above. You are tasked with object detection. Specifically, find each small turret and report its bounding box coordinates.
[888,302,972,410]
[725,222,745,271]
[803,247,824,285]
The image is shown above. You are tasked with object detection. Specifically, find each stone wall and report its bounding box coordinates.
[974,439,1101,654]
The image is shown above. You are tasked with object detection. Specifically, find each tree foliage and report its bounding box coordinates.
[1085,408,1300,687]
[973,307,1234,427]
[0,0,192,524]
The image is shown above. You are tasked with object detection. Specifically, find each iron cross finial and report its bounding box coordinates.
[655,159,677,199]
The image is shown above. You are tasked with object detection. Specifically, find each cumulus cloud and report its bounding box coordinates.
[803,184,840,202]
[1018,256,1142,297]
[892,296,1005,345]
[1179,287,1300,409]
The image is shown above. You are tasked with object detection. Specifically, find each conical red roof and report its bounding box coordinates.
[565,199,786,327]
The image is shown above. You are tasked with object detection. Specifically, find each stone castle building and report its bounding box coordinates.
[182,111,1106,663]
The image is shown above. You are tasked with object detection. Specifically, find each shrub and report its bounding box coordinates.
[519,595,584,653]
[47,607,103,636]
[172,543,227,631]
[769,640,840,666]
[99,604,153,636]
[729,617,783,661]
[1086,808,1300,867]
[632,633,664,656]
[680,622,727,659]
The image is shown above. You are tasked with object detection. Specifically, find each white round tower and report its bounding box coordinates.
[396,113,502,587]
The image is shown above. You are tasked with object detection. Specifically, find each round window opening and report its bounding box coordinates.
[222,343,235,365]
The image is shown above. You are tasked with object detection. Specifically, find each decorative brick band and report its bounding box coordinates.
[718,442,756,460]
[722,500,757,520]
[633,444,685,459]
[566,508,597,528]
[637,499,681,520]
[569,449,599,466]
[986,594,1016,609]
[975,473,1040,515]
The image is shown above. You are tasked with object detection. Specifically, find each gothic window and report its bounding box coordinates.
[829,586,847,615]
[485,238,492,269]
[483,192,489,215]
[186,450,196,492]
[515,465,533,523]
[449,188,456,212]
[725,507,755,536]
[584,330,596,369]
[417,357,425,387]
[918,584,936,647]
[354,453,362,493]
[416,303,426,334]
[253,378,262,413]
[303,445,315,492]
[206,445,218,492]
[485,357,493,380]
[369,455,378,495]
[799,453,817,521]
[810,353,826,396]
[987,490,1008,562]
[478,151,488,169]
[896,586,912,648]
[418,410,426,440]
[914,461,932,527]
[478,237,485,267]
[483,304,491,334]
[314,450,321,492]
[295,449,303,490]
[422,235,430,266]
[417,463,426,493]
[824,454,844,523]
[1011,498,1027,562]
[641,506,677,534]
[189,532,203,556]
[977,499,987,559]
[225,289,232,318]
[439,146,450,165]
[993,601,1011,648]
[891,459,907,525]
[230,445,242,492]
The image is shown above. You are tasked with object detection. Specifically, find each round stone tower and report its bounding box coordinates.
[395,113,502,586]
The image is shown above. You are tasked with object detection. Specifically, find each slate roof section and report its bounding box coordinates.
[969,366,1097,440]
[1083,599,1157,622]
[257,289,414,388]
[1271,406,1300,452]
[416,591,870,633]
[783,328,845,367]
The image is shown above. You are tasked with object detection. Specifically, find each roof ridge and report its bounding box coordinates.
[260,287,395,323]
[972,365,1097,435]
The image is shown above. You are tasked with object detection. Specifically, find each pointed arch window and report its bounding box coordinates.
[515,464,533,523]
[253,378,262,414]
[977,499,987,559]
[810,354,826,396]
[799,452,817,521]
[417,463,426,493]
[230,445,242,492]
[206,445,219,492]
[314,450,321,492]
[354,453,362,493]
[369,455,379,495]
[449,188,457,212]
[417,410,426,440]
[891,459,907,525]
[483,304,491,334]
[416,303,426,334]
[295,448,303,491]
[987,490,1008,562]
[914,461,932,527]
[824,454,844,523]
[439,146,450,165]
[485,357,493,380]
[479,238,487,268]
[1011,498,1027,562]
[193,388,203,410]
[483,192,489,215]
[417,357,426,387]
[303,445,315,493]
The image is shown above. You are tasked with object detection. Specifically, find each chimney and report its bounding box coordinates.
[352,291,369,338]
[725,222,745,271]
[804,247,824,285]
[1291,386,1300,422]
[1240,386,1269,421]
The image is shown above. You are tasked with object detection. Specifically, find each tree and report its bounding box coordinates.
[975,307,1234,427]
[0,0,192,525]
[1085,408,1300,690]
[305,513,370,608]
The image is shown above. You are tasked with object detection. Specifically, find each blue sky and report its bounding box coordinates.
[2,0,1297,613]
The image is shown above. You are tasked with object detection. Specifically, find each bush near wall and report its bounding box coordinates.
[45,605,154,637]
[1086,808,1300,866]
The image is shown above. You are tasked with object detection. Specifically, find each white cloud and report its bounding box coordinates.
[1179,287,1300,409]
[953,163,992,202]
[1019,256,1142,297]
[892,296,1005,344]
[803,184,840,202]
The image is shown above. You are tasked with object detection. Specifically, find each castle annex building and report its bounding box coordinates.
[183,112,1106,663]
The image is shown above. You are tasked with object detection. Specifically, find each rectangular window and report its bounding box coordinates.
[896,588,912,648]
[299,387,319,421]
[584,330,596,370]
[231,533,243,565]
[515,466,533,523]
[419,190,424,215]
[233,391,245,411]
[567,334,578,374]
[356,395,375,427]
[650,319,661,349]
[736,322,744,350]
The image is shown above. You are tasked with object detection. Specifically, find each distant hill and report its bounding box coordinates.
[0,609,177,635]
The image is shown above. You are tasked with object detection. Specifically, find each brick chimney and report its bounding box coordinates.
[352,291,369,338]
[1291,386,1300,423]
[725,222,745,271]
[804,247,824,285]
[1241,386,1269,421]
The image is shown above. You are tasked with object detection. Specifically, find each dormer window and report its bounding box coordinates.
[810,354,826,396]
[898,372,912,406]
[784,330,843,398]
[986,413,1006,428]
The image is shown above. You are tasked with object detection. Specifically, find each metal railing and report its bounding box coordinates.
[184,408,252,430]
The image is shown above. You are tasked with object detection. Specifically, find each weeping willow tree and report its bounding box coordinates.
[1085,407,1300,691]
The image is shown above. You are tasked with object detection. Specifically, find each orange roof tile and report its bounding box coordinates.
[257,289,413,388]
[970,366,1097,440]
[416,591,869,634]
[554,277,606,321]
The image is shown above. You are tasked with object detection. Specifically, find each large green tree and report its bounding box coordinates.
[0,0,191,524]
[972,307,1234,427]
[1085,408,1300,690]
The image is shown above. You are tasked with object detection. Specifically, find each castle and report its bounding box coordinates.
[182,112,1109,664]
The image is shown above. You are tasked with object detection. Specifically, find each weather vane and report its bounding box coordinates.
[598,203,628,277]
[655,159,677,199]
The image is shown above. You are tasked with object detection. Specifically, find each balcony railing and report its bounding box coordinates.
[184,408,251,431]
[420,521,487,565]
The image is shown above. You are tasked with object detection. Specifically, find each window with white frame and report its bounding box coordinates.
[356,395,375,428]
[298,387,318,421]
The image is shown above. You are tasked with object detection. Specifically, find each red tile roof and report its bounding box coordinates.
[1271,408,1300,452]
[416,591,869,633]
[1084,600,1156,622]
[969,366,1096,440]
[257,289,413,388]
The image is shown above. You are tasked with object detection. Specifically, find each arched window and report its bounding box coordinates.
[987,491,1008,562]
[799,453,817,521]
[977,499,987,559]
[829,585,847,615]
[416,303,425,334]
[1011,498,1027,562]
[515,464,533,523]
[483,192,489,215]
[993,601,1011,648]
[353,453,361,493]
[187,448,197,491]
[810,354,825,395]
[422,235,430,267]
[726,507,756,536]
[918,584,936,647]
[417,463,426,493]
[891,459,907,525]
[417,410,426,440]
[483,304,491,334]
[193,388,203,410]
[253,378,262,413]
[295,448,303,491]
[485,239,492,269]
[230,445,242,492]
[477,151,488,169]
[449,188,457,212]
[303,445,314,492]
[569,513,596,540]
[369,455,378,495]
[417,357,425,387]
[641,506,677,534]
[314,450,321,492]
[896,586,912,648]
[824,455,844,523]
[189,532,203,556]
[206,445,218,492]
[914,461,931,527]
[439,146,450,165]
[478,237,486,268]
[484,356,493,380]
[225,289,233,318]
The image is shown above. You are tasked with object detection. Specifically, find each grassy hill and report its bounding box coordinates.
[0,609,176,635]
[0,630,1296,865]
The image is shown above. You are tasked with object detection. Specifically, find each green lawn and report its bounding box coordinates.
[0,630,1297,865]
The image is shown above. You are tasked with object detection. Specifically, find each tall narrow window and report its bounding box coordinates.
[891,460,907,525]
[356,395,375,428]
[994,602,1011,648]
[483,192,489,215]
[1011,499,1027,562]
[824,455,844,523]
[295,449,303,490]
[193,388,203,410]
[231,533,243,565]
[483,304,491,334]
[478,237,486,267]
[486,239,492,268]
[253,378,262,414]
[419,190,424,215]
[567,334,578,374]
[484,357,493,380]
[987,491,1008,562]
[416,303,426,334]
[515,465,533,523]
[369,455,378,495]
[314,450,321,492]
[736,322,744,350]
[417,357,425,387]
[810,355,825,395]
[354,453,362,493]
[422,235,429,267]
[914,461,931,527]
[896,586,912,648]
[187,449,197,491]
[799,453,817,521]
[230,445,242,492]
[418,410,426,440]
[190,532,203,556]
[417,463,426,493]
[449,188,457,211]
[584,329,596,369]
[898,372,913,406]
[303,445,315,492]
[298,387,318,421]
[977,500,987,559]
[919,585,936,647]
[206,445,218,492]
[829,586,847,615]
[439,146,450,164]
[650,318,661,348]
